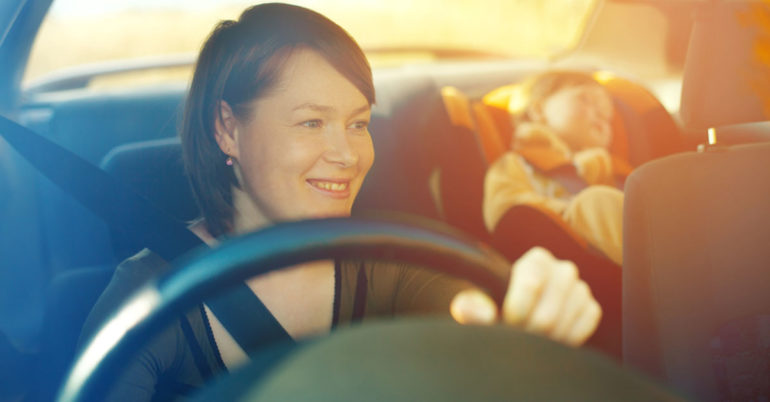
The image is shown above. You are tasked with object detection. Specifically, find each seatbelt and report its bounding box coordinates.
[0,115,201,258]
[533,164,589,195]
[0,114,291,353]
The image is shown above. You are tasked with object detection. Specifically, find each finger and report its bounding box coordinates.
[525,259,578,334]
[502,247,552,326]
[564,298,602,346]
[601,153,612,179]
[450,288,498,325]
[550,281,591,342]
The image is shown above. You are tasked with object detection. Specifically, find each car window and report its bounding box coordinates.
[23,0,596,91]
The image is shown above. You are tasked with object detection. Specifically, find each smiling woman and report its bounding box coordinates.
[181,9,375,237]
[69,3,603,400]
[212,50,375,227]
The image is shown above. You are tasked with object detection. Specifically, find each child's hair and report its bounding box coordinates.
[510,70,604,127]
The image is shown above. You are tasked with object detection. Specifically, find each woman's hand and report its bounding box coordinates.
[449,247,601,346]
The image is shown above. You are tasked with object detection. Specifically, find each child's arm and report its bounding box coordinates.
[483,153,569,231]
[573,148,614,186]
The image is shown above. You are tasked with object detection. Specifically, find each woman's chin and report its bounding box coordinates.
[314,210,352,219]
[295,209,352,221]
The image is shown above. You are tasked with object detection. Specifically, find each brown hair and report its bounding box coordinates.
[512,70,602,127]
[180,3,375,237]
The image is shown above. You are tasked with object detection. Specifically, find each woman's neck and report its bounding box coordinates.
[232,185,270,235]
[187,186,269,245]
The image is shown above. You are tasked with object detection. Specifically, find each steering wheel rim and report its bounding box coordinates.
[57,216,512,402]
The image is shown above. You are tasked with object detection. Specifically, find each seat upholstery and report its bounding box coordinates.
[470,100,507,164]
[24,88,185,274]
[354,74,444,221]
[623,142,770,401]
[100,137,197,260]
[32,265,114,402]
[436,86,492,240]
[679,2,767,131]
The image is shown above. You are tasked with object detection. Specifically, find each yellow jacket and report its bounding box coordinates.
[483,123,629,232]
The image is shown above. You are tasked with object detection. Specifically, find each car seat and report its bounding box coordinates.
[30,138,199,401]
[31,265,114,401]
[433,86,492,241]
[479,71,683,168]
[623,142,770,401]
[439,85,622,359]
[100,137,197,261]
[354,74,445,221]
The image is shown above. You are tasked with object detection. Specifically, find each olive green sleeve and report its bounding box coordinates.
[360,260,475,318]
[77,249,211,402]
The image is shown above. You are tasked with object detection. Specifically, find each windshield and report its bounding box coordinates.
[23,0,597,89]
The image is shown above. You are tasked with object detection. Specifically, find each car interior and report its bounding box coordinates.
[0,0,769,401]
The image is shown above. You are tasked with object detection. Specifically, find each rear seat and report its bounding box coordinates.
[23,89,186,274]
[100,137,196,260]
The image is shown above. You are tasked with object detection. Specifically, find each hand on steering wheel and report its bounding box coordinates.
[450,247,601,346]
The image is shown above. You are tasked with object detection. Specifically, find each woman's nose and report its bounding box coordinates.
[323,126,358,167]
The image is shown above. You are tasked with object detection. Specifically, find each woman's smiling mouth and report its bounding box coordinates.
[307,179,351,198]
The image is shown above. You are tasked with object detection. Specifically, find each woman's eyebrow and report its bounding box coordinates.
[292,103,333,113]
[291,103,370,116]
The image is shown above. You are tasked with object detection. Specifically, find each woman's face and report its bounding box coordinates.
[218,48,374,227]
[536,84,614,151]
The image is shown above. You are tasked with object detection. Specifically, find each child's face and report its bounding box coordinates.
[535,84,614,151]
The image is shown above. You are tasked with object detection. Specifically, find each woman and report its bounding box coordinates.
[81,4,601,400]
[483,71,628,265]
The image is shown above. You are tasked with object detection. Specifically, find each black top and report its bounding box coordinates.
[79,249,472,401]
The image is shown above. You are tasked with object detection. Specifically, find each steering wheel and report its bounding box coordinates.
[57,216,513,402]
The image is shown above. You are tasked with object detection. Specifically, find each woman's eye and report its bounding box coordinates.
[301,119,323,128]
[349,120,369,131]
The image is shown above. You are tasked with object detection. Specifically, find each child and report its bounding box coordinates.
[483,71,627,265]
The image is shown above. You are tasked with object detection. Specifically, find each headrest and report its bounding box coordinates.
[481,84,518,149]
[680,2,768,129]
[479,77,633,170]
[100,137,197,223]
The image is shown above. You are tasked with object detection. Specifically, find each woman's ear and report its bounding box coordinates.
[214,100,240,159]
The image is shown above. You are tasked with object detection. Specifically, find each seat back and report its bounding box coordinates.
[354,74,444,221]
[437,86,493,240]
[470,100,507,164]
[679,2,766,131]
[32,266,114,402]
[100,137,198,260]
[24,90,185,274]
[597,74,683,166]
[623,142,770,400]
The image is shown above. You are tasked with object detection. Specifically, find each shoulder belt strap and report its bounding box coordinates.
[0,114,291,352]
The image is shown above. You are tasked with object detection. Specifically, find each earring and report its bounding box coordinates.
[225,156,234,166]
